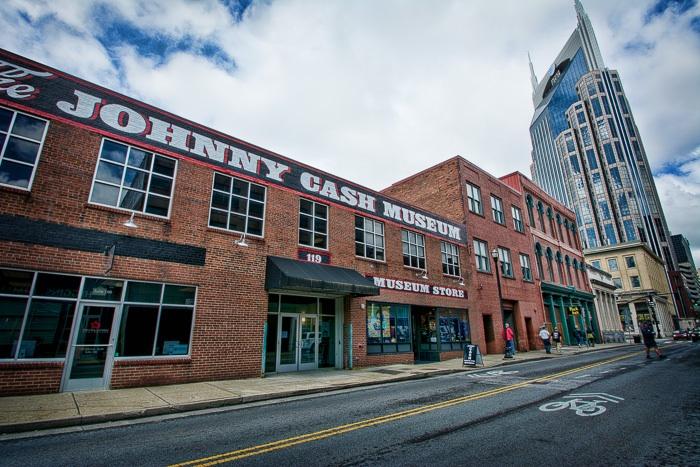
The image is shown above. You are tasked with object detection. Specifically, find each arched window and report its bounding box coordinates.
[526,194,535,227]
[565,255,573,285]
[537,201,546,232]
[572,259,580,287]
[555,251,564,284]
[556,214,564,240]
[535,243,544,280]
[548,208,557,239]
[545,247,554,282]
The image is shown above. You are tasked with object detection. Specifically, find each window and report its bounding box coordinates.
[607,258,619,272]
[630,276,641,288]
[625,256,636,268]
[116,282,196,357]
[90,139,176,217]
[355,216,385,261]
[535,245,544,280]
[441,242,461,277]
[473,239,490,272]
[498,247,513,278]
[586,150,598,169]
[519,254,532,281]
[401,230,425,269]
[299,199,328,249]
[526,195,535,226]
[491,195,505,224]
[546,249,555,282]
[467,183,482,215]
[209,173,266,236]
[366,303,410,354]
[612,277,622,289]
[0,269,78,359]
[590,260,601,269]
[512,206,524,232]
[438,309,471,351]
[0,107,49,190]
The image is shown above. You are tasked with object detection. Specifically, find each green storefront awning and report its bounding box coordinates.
[265,256,380,297]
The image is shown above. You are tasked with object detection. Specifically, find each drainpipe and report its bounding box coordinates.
[348,324,353,369]
[261,322,267,377]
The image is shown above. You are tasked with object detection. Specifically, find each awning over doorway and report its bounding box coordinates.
[265,256,380,296]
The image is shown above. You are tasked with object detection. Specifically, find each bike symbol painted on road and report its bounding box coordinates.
[468,370,519,378]
[539,393,624,417]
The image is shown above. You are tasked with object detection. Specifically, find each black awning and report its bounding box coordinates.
[265,256,379,297]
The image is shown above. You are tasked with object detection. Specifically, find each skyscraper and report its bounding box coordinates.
[528,1,675,271]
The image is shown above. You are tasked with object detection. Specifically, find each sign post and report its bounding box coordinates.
[462,343,484,367]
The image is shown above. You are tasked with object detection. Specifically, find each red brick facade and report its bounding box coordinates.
[0,52,471,395]
[382,158,547,354]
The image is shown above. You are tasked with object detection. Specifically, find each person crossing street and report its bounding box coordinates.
[539,325,552,354]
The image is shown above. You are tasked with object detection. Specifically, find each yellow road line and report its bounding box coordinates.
[170,352,637,466]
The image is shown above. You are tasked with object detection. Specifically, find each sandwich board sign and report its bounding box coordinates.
[463,344,484,367]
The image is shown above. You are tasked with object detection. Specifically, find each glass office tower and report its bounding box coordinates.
[529,0,676,270]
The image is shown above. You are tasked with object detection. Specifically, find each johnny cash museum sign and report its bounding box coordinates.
[0,50,466,244]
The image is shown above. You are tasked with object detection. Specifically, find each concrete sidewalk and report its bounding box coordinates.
[0,343,634,434]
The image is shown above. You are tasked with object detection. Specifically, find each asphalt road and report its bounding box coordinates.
[1,342,699,467]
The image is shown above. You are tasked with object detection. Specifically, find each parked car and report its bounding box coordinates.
[673,329,689,340]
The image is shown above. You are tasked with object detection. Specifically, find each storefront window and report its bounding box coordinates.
[0,269,81,360]
[367,303,410,354]
[438,309,470,351]
[115,281,196,357]
[82,278,124,301]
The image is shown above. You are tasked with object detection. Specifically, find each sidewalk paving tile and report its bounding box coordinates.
[147,382,235,405]
[73,388,168,417]
[0,393,78,424]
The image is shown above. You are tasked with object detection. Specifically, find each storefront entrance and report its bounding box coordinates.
[277,313,318,372]
[62,304,118,392]
[266,294,340,373]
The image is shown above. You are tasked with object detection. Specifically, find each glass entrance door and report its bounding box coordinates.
[63,304,118,391]
[277,313,318,372]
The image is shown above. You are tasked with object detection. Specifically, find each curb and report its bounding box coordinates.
[0,344,633,434]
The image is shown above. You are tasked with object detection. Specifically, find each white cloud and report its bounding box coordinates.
[1,0,699,264]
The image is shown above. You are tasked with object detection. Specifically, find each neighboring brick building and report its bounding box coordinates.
[383,158,546,355]
[0,50,472,395]
[500,172,596,345]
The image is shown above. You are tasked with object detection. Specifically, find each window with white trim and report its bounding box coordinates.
[209,172,266,236]
[0,107,48,190]
[441,242,461,277]
[519,253,532,281]
[90,139,177,217]
[299,199,328,249]
[355,216,385,261]
[473,239,490,272]
[491,195,505,224]
[512,206,524,232]
[466,183,482,215]
[401,230,425,269]
[498,247,513,278]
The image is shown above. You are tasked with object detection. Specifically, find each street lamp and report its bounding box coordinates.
[647,293,662,339]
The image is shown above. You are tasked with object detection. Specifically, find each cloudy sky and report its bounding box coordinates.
[1,0,699,264]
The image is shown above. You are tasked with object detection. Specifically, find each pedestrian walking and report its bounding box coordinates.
[574,328,583,347]
[551,328,562,353]
[503,323,515,358]
[586,328,595,347]
[539,325,551,354]
[641,321,664,359]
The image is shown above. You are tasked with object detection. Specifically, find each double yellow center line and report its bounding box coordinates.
[171,352,637,466]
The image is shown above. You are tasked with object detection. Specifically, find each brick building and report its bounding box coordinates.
[383,158,546,355]
[500,172,596,345]
[0,50,473,395]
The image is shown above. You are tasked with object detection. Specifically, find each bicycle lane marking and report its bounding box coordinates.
[169,352,639,467]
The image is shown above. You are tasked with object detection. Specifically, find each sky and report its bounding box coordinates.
[1,0,699,265]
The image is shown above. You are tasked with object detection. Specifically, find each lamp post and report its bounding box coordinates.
[647,293,662,339]
[491,249,507,344]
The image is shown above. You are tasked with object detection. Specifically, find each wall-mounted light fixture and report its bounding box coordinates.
[123,212,137,228]
[235,234,248,247]
[416,269,428,280]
